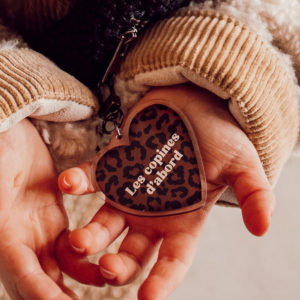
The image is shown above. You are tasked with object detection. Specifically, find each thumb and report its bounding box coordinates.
[226,156,276,237]
[58,162,97,195]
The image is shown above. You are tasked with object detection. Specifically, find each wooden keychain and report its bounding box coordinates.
[92,96,207,217]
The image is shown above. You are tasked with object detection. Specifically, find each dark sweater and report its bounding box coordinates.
[29,0,193,91]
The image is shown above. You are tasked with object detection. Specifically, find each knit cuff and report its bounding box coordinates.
[0,47,98,132]
[115,9,299,187]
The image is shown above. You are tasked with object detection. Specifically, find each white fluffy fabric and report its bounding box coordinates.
[33,117,110,171]
[0,38,20,51]
[0,99,94,134]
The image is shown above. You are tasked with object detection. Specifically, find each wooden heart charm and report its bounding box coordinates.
[93,99,207,216]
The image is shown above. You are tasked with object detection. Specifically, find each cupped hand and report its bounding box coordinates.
[0,119,79,300]
[56,84,275,300]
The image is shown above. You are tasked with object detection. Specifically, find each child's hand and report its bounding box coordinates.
[0,119,79,300]
[56,84,275,300]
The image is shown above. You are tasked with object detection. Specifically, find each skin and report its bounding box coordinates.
[57,84,276,300]
[0,119,80,300]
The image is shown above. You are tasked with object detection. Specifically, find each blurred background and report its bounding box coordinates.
[169,155,300,300]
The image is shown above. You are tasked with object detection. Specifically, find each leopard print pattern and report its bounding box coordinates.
[95,104,204,216]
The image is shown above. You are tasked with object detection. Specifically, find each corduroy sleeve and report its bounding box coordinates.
[0,21,98,132]
[114,8,299,205]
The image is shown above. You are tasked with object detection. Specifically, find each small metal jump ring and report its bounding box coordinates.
[102,108,124,135]
[115,123,123,139]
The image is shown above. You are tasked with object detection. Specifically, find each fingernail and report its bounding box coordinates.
[71,244,85,254]
[100,267,117,280]
[62,175,72,189]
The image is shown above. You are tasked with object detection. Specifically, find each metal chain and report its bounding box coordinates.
[97,18,148,138]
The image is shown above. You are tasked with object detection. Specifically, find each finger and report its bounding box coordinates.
[69,204,126,255]
[231,171,275,236]
[0,277,24,300]
[39,251,79,300]
[2,243,75,300]
[58,163,95,195]
[138,232,200,300]
[99,228,160,285]
[226,156,276,236]
[55,230,105,286]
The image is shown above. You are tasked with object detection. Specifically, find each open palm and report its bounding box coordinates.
[0,119,77,300]
[56,84,275,300]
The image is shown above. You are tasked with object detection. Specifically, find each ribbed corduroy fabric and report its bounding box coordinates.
[0,48,97,120]
[118,10,299,183]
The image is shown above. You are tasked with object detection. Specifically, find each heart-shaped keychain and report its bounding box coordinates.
[92,98,207,216]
